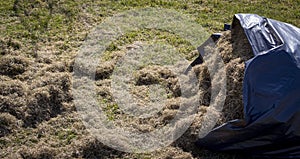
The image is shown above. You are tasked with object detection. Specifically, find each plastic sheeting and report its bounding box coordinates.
[196,14,300,158]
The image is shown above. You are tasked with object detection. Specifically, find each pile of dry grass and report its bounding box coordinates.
[0,23,253,158]
[0,52,72,129]
[0,55,29,77]
[71,26,253,158]
[0,38,21,56]
[91,33,235,157]
[217,22,253,122]
[168,24,253,156]
[24,72,72,126]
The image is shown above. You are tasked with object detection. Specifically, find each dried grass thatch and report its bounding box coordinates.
[0,24,253,158]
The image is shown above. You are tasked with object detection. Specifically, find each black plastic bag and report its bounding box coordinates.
[196,14,300,158]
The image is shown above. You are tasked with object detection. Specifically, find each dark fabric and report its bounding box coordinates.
[196,14,300,158]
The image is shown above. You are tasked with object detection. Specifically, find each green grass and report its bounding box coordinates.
[1,0,299,58]
[57,129,77,144]
[100,98,120,121]
[104,29,195,60]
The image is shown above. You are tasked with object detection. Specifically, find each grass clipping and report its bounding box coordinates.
[0,25,253,158]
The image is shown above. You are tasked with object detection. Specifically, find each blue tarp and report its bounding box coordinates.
[196,14,300,158]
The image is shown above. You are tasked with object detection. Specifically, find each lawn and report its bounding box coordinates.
[0,0,300,158]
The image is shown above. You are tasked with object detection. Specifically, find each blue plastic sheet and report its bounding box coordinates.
[196,14,300,158]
